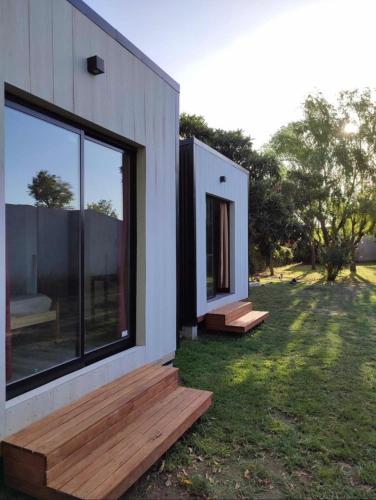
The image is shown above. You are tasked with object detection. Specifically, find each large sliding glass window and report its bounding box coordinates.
[4,100,135,398]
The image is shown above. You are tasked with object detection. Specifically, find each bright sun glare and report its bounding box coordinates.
[344,122,359,134]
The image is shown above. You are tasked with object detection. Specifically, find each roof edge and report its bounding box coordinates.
[67,0,180,93]
[179,137,250,175]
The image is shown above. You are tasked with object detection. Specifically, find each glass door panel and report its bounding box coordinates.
[84,139,128,352]
[5,106,81,383]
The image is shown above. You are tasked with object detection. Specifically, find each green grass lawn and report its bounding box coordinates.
[128,263,376,499]
[2,263,376,499]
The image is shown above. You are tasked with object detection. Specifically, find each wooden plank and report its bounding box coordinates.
[4,364,159,446]
[46,374,178,483]
[43,369,179,468]
[225,311,269,334]
[81,390,212,499]
[228,311,269,327]
[30,367,177,455]
[107,393,212,499]
[29,0,54,101]
[2,443,46,486]
[30,365,169,449]
[4,364,157,446]
[4,475,66,500]
[49,387,191,491]
[62,388,209,497]
[206,300,252,324]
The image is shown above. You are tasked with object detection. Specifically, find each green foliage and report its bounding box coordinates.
[180,112,254,168]
[319,242,352,281]
[249,246,267,275]
[358,463,376,486]
[180,113,214,146]
[28,170,73,209]
[271,89,376,280]
[187,475,211,497]
[249,157,302,275]
[272,246,294,267]
[87,199,118,218]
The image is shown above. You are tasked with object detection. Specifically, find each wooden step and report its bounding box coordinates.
[205,299,269,334]
[4,364,179,470]
[225,310,269,334]
[206,300,252,330]
[3,364,212,499]
[49,387,212,499]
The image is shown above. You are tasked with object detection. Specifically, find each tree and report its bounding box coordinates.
[180,113,214,145]
[271,89,376,281]
[180,113,298,275]
[28,170,73,208]
[87,199,118,218]
[249,154,301,275]
[180,113,254,168]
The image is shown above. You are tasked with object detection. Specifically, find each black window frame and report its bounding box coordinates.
[5,96,137,400]
[206,194,231,300]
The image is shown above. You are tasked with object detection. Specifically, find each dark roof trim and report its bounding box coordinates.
[67,0,180,93]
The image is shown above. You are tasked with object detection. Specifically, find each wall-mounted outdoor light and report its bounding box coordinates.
[220,176,226,183]
[87,55,105,75]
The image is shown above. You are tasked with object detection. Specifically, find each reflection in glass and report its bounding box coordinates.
[84,139,128,352]
[5,106,80,383]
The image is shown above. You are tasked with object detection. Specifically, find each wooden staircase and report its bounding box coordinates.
[205,300,269,334]
[2,364,212,499]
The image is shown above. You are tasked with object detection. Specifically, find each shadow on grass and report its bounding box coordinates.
[173,278,376,497]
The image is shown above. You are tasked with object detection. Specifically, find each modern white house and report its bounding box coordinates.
[179,138,268,338]
[0,1,213,498]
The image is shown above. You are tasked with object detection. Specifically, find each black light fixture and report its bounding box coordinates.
[87,55,105,75]
[220,175,226,183]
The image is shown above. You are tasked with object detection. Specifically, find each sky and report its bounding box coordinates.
[85,0,376,149]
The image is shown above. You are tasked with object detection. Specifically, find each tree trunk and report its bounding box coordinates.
[269,250,274,276]
[311,241,316,270]
[326,263,339,282]
[349,245,357,274]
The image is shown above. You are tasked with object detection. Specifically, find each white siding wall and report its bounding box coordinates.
[0,0,178,438]
[194,140,249,318]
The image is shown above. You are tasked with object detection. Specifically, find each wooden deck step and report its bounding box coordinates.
[225,310,269,334]
[205,300,268,334]
[206,300,252,330]
[2,364,213,499]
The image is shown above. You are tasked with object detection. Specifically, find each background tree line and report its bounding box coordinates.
[180,88,376,281]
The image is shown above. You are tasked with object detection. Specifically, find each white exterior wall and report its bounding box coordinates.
[194,139,249,318]
[0,0,178,438]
